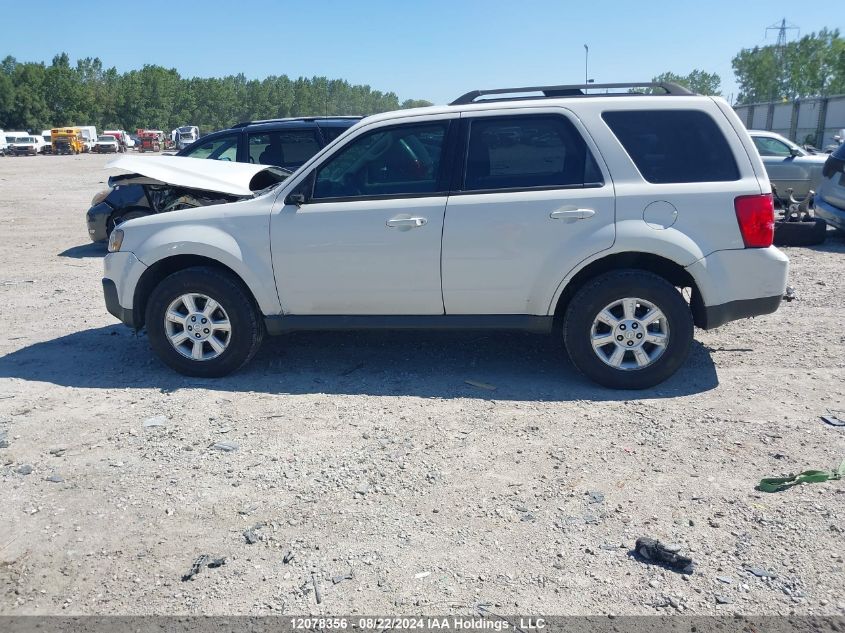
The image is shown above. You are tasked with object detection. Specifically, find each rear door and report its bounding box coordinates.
[441,108,615,314]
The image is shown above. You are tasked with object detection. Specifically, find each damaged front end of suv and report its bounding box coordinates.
[86,156,290,242]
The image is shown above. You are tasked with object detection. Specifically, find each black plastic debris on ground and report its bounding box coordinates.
[821,414,845,427]
[181,554,226,581]
[632,537,695,574]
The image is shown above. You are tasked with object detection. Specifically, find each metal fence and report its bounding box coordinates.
[733,95,845,148]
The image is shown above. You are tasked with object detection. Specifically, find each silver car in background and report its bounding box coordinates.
[749,130,828,200]
[815,143,845,231]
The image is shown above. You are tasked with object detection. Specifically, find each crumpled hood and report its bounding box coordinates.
[106,155,288,197]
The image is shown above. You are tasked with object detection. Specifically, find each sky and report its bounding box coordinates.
[0,0,841,105]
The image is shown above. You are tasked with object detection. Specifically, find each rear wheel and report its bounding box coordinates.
[562,270,693,389]
[145,267,264,377]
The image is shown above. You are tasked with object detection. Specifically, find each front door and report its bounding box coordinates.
[271,118,454,315]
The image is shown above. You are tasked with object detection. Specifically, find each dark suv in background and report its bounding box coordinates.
[178,116,361,170]
[86,116,362,242]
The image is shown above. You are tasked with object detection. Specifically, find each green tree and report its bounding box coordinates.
[637,70,722,95]
[0,52,431,133]
[732,28,845,103]
[401,99,434,109]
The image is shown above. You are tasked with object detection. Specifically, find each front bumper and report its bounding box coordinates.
[103,279,137,327]
[86,202,113,243]
[103,251,148,328]
[685,246,789,329]
[11,148,37,156]
[814,197,845,231]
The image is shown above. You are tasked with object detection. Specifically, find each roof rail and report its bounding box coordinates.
[449,82,695,106]
[230,115,364,128]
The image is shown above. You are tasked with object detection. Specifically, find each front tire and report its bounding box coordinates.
[145,267,264,377]
[562,270,693,389]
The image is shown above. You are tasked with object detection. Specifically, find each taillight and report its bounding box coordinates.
[734,194,774,248]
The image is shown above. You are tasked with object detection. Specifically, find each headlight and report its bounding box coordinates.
[91,188,111,206]
[108,228,124,253]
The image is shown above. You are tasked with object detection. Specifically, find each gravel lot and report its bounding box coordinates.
[0,153,843,616]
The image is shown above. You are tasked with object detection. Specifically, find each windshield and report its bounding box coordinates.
[98,136,115,142]
[16,137,36,143]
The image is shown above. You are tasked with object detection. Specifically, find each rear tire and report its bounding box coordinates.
[562,270,693,389]
[773,218,827,246]
[145,267,264,377]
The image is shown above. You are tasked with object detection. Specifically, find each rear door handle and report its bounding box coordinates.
[386,216,427,229]
[550,208,596,220]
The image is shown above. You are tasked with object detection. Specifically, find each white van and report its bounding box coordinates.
[4,131,29,154]
[76,126,98,151]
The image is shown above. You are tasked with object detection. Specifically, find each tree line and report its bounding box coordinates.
[0,53,433,133]
[650,29,845,104]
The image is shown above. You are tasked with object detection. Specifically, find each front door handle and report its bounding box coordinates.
[386,216,427,229]
[550,208,596,220]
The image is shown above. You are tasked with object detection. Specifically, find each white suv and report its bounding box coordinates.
[102,82,789,389]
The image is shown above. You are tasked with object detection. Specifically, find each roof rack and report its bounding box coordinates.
[449,82,694,106]
[230,116,363,128]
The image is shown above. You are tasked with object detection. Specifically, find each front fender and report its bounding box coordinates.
[121,202,281,315]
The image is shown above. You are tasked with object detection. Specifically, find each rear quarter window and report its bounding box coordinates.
[602,110,739,184]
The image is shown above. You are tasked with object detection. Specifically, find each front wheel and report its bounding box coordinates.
[562,270,693,389]
[145,267,264,377]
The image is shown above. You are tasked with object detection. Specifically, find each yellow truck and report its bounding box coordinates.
[51,128,84,155]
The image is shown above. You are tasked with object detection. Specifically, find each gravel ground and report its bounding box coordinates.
[0,153,843,616]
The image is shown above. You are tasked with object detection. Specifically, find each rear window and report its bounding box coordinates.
[463,115,603,191]
[602,110,739,184]
[249,130,321,170]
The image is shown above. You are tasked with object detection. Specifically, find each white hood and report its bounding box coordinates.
[106,155,287,197]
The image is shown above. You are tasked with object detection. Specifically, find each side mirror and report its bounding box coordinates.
[789,147,801,158]
[286,192,307,206]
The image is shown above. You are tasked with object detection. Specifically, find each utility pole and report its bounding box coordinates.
[584,44,589,88]
[765,18,799,102]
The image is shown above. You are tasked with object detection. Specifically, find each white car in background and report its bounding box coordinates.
[103,82,789,389]
[748,130,828,200]
[8,135,48,156]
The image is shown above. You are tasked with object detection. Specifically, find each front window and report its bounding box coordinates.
[183,134,239,161]
[752,136,794,157]
[313,122,448,199]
